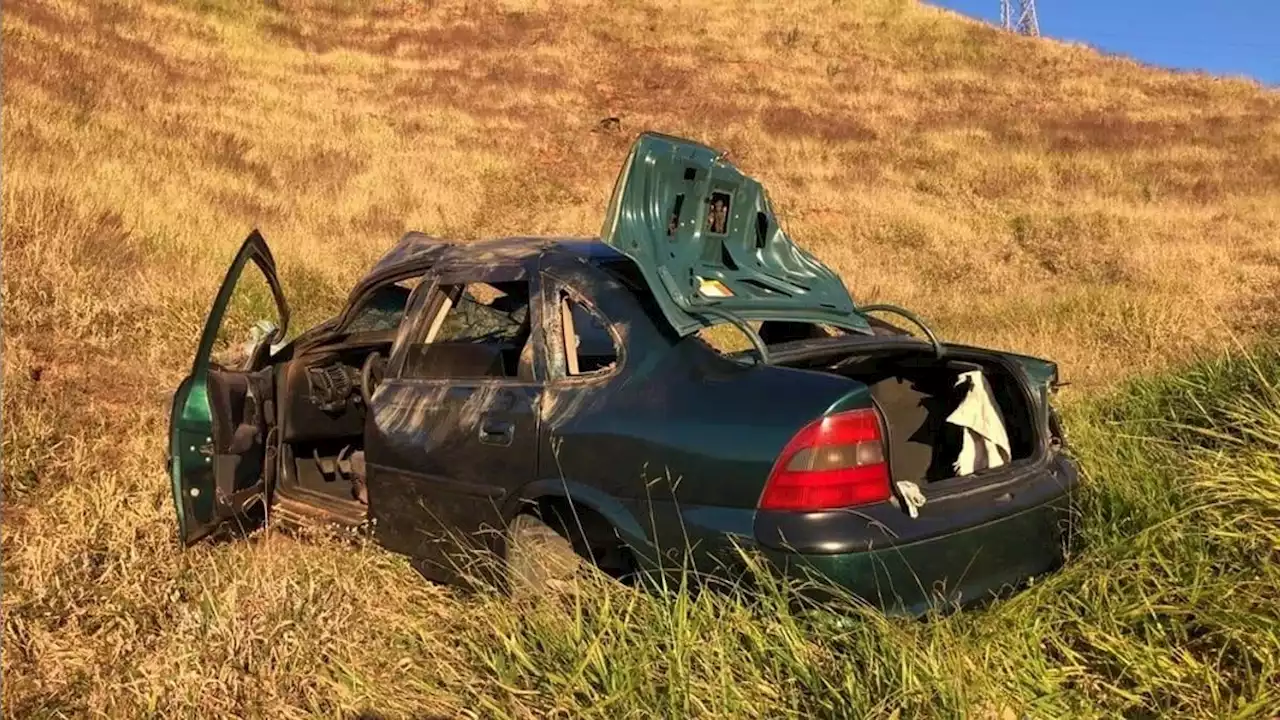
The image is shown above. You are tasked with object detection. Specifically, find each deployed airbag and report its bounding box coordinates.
[946,371,1011,475]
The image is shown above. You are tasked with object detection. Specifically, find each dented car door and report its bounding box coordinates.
[365,265,543,581]
[168,231,290,544]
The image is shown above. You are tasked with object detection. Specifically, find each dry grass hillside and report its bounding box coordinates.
[3,0,1279,717]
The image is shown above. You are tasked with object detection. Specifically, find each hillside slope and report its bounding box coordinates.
[5,0,1279,388]
[3,0,1279,717]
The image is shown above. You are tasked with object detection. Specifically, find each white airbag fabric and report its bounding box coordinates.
[895,481,927,519]
[946,370,1012,475]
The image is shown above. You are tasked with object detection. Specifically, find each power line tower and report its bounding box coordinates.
[1000,0,1040,36]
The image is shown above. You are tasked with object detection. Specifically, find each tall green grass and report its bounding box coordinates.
[452,343,1280,719]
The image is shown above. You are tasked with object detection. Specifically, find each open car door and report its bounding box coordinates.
[599,132,872,336]
[168,230,290,544]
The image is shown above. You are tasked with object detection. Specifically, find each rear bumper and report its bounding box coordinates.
[760,455,1079,616]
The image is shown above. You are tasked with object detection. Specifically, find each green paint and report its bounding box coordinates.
[167,231,288,545]
[600,132,871,337]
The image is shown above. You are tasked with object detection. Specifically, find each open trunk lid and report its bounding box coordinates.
[599,132,872,337]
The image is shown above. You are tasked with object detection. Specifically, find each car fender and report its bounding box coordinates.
[509,477,651,550]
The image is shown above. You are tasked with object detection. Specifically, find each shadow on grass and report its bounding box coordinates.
[348,707,453,712]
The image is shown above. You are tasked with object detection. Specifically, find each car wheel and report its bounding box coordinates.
[505,513,586,597]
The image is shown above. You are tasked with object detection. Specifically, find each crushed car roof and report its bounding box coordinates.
[366,233,625,280]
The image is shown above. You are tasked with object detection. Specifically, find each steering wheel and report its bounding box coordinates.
[360,351,386,401]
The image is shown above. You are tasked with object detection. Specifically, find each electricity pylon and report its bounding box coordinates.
[1000,0,1040,36]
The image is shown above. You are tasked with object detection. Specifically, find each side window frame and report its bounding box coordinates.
[542,274,625,384]
[387,265,544,385]
[385,276,439,380]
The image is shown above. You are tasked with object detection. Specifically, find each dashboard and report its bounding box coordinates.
[280,344,385,444]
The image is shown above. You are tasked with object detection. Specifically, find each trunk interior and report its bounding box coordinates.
[796,348,1040,488]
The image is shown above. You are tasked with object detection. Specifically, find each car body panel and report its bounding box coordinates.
[367,381,541,579]
[599,132,871,336]
[753,453,1077,554]
[168,373,214,543]
[512,477,652,549]
[768,487,1074,615]
[168,231,289,544]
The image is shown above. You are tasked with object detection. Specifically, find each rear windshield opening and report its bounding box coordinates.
[595,257,672,329]
[695,321,851,357]
[595,257,862,356]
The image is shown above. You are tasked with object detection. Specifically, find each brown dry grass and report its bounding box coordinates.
[3,0,1279,717]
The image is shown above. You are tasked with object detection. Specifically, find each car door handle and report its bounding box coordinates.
[478,419,514,446]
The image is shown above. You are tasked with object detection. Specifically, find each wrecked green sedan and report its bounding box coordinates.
[168,132,1078,615]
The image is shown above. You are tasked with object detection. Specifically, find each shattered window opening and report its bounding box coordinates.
[209,262,281,371]
[560,292,618,377]
[344,276,423,334]
[402,281,534,380]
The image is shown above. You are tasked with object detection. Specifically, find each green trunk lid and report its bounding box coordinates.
[600,132,871,336]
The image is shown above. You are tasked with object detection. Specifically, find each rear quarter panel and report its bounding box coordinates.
[531,264,868,573]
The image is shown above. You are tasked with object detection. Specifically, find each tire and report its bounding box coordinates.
[505,513,586,598]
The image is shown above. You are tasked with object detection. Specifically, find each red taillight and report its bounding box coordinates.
[758,408,892,511]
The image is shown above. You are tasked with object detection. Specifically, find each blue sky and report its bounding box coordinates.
[931,0,1279,85]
